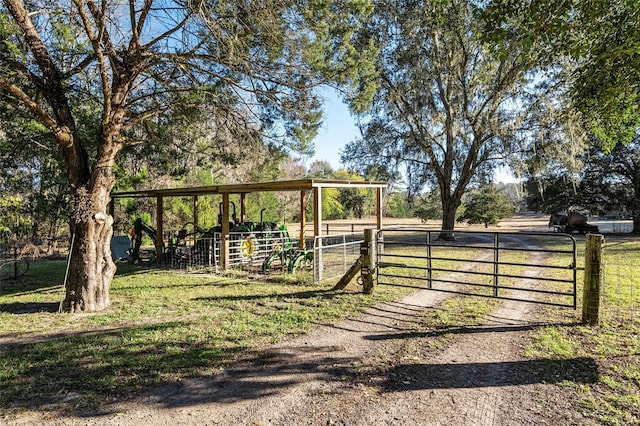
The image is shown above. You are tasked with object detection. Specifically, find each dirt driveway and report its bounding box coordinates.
[38,283,584,425]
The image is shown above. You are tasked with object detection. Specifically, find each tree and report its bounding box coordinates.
[413,189,445,223]
[307,160,336,180]
[581,141,640,233]
[524,173,582,215]
[524,140,640,233]
[482,0,640,149]
[342,0,544,237]
[384,192,412,218]
[0,121,71,249]
[0,0,377,312]
[335,169,372,219]
[459,186,517,228]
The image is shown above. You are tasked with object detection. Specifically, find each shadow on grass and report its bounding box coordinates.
[194,288,348,303]
[0,320,249,416]
[0,260,66,297]
[0,286,360,416]
[383,357,599,391]
[142,335,599,411]
[0,301,59,314]
[361,322,581,342]
[117,351,599,414]
[147,345,362,410]
[1,310,599,420]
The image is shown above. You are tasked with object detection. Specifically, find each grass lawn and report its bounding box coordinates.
[0,262,408,413]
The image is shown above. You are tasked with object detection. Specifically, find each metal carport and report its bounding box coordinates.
[110,179,387,269]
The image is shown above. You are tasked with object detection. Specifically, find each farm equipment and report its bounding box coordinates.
[129,217,161,263]
[171,221,211,267]
[231,208,301,267]
[218,205,312,274]
[262,245,313,274]
[549,212,600,234]
[173,204,304,271]
[205,205,288,264]
[127,205,313,274]
[199,203,273,263]
[128,217,196,265]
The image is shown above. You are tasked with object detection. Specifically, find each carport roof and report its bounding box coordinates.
[111,178,388,198]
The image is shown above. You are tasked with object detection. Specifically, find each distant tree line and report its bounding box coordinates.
[525,139,640,233]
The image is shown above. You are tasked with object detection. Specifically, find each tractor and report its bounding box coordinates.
[128,203,313,274]
[128,217,161,263]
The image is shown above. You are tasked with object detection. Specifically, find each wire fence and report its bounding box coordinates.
[165,230,366,284]
[591,220,634,234]
[601,258,640,321]
[167,230,303,275]
[313,232,364,283]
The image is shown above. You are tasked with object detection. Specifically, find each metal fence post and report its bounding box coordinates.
[342,234,347,274]
[426,231,432,289]
[582,233,604,325]
[494,233,499,297]
[314,236,323,282]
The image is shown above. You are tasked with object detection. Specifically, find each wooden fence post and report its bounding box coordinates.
[362,228,377,294]
[332,258,362,290]
[582,233,604,325]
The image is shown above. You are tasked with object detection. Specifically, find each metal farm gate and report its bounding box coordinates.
[376,229,578,309]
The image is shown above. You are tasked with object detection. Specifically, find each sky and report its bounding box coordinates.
[308,88,518,184]
[306,88,358,170]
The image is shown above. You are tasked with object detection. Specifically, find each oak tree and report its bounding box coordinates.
[459,186,517,228]
[342,0,544,235]
[580,141,640,233]
[482,0,640,149]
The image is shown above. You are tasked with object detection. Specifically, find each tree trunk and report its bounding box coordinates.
[61,169,117,313]
[63,213,116,312]
[439,195,459,240]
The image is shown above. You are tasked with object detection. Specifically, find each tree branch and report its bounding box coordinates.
[0,77,51,126]
[73,0,112,119]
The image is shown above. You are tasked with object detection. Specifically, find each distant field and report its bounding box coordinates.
[287,214,634,238]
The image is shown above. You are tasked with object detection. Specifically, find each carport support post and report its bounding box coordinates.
[582,233,604,325]
[314,187,322,281]
[376,187,383,230]
[156,196,163,265]
[240,193,247,223]
[376,187,384,256]
[221,193,230,270]
[300,190,306,249]
[193,196,199,230]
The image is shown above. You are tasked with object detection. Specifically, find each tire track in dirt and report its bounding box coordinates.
[268,249,551,426]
